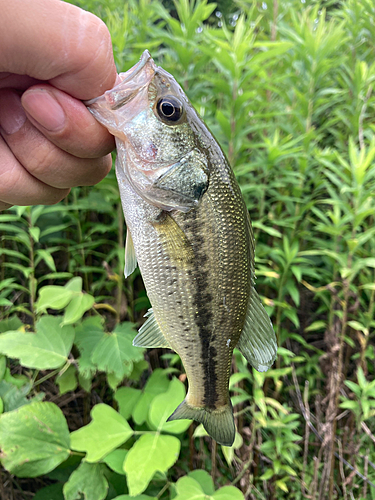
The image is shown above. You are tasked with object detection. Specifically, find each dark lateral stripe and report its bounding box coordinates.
[189,210,219,409]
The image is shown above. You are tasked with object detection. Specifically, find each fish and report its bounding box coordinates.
[85,50,277,447]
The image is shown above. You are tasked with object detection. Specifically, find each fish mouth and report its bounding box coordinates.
[84,50,157,110]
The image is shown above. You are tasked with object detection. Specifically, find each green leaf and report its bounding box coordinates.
[222,432,243,466]
[63,462,108,500]
[65,277,83,292]
[36,287,74,312]
[75,317,104,377]
[124,434,180,496]
[188,470,214,495]
[174,476,205,500]
[33,483,64,499]
[56,365,78,395]
[36,248,56,271]
[0,315,23,333]
[112,496,156,500]
[132,369,170,425]
[102,448,127,475]
[213,486,245,500]
[149,377,190,434]
[115,387,142,420]
[260,468,274,481]
[70,404,133,462]
[61,293,95,325]
[304,321,326,332]
[91,322,144,380]
[0,316,74,369]
[0,401,70,477]
[275,479,288,492]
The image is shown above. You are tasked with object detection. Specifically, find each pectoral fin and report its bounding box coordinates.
[124,228,137,278]
[151,212,194,267]
[133,308,171,348]
[237,289,277,372]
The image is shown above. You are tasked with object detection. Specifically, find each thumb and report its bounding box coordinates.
[0,0,117,100]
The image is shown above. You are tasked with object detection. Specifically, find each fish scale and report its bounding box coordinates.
[86,50,277,446]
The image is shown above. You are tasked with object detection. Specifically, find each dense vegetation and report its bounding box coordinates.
[1,0,375,498]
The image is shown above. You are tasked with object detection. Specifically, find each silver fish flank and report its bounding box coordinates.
[86,51,277,447]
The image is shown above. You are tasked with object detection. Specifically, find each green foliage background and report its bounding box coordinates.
[1,0,375,499]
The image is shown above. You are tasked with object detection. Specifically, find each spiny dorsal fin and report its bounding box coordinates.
[133,308,171,348]
[124,227,137,278]
[237,289,277,372]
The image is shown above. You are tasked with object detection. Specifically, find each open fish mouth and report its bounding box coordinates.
[84,50,157,110]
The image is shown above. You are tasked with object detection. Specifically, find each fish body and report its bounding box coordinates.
[86,51,277,446]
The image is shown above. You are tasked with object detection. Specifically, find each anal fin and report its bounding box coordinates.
[133,308,171,349]
[124,227,137,278]
[237,289,277,372]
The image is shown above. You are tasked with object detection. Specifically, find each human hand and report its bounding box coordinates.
[0,0,117,211]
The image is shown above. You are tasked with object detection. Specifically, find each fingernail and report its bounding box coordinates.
[0,92,26,135]
[22,89,65,132]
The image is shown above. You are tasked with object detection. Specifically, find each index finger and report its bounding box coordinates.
[0,0,117,99]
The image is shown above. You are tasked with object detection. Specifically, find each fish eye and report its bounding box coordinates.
[156,96,183,123]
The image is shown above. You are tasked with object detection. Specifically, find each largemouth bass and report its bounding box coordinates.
[86,51,277,447]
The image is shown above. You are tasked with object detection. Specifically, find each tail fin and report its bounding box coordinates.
[167,399,235,447]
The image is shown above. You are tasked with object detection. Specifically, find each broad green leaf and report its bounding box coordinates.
[65,277,83,292]
[0,401,70,477]
[33,483,64,500]
[174,476,205,500]
[61,293,95,325]
[0,355,6,381]
[0,379,35,412]
[75,317,104,377]
[63,462,108,500]
[115,387,142,420]
[70,404,133,462]
[124,434,180,496]
[129,359,149,381]
[213,486,245,500]
[0,316,74,369]
[149,377,190,434]
[56,365,78,395]
[112,496,156,500]
[0,315,23,333]
[188,470,214,495]
[107,371,124,390]
[102,448,127,475]
[36,287,74,312]
[132,369,170,425]
[91,322,144,380]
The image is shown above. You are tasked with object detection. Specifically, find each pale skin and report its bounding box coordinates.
[0,0,118,211]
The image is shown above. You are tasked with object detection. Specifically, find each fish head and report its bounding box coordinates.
[86,50,209,212]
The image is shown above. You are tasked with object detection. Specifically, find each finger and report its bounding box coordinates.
[21,85,115,158]
[0,201,13,211]
[1,0,117,99]
[0,136,70,206]
[0,90,113,189]
[0,73,42,91]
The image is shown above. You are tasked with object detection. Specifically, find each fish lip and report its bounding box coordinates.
[84,50,157,109]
